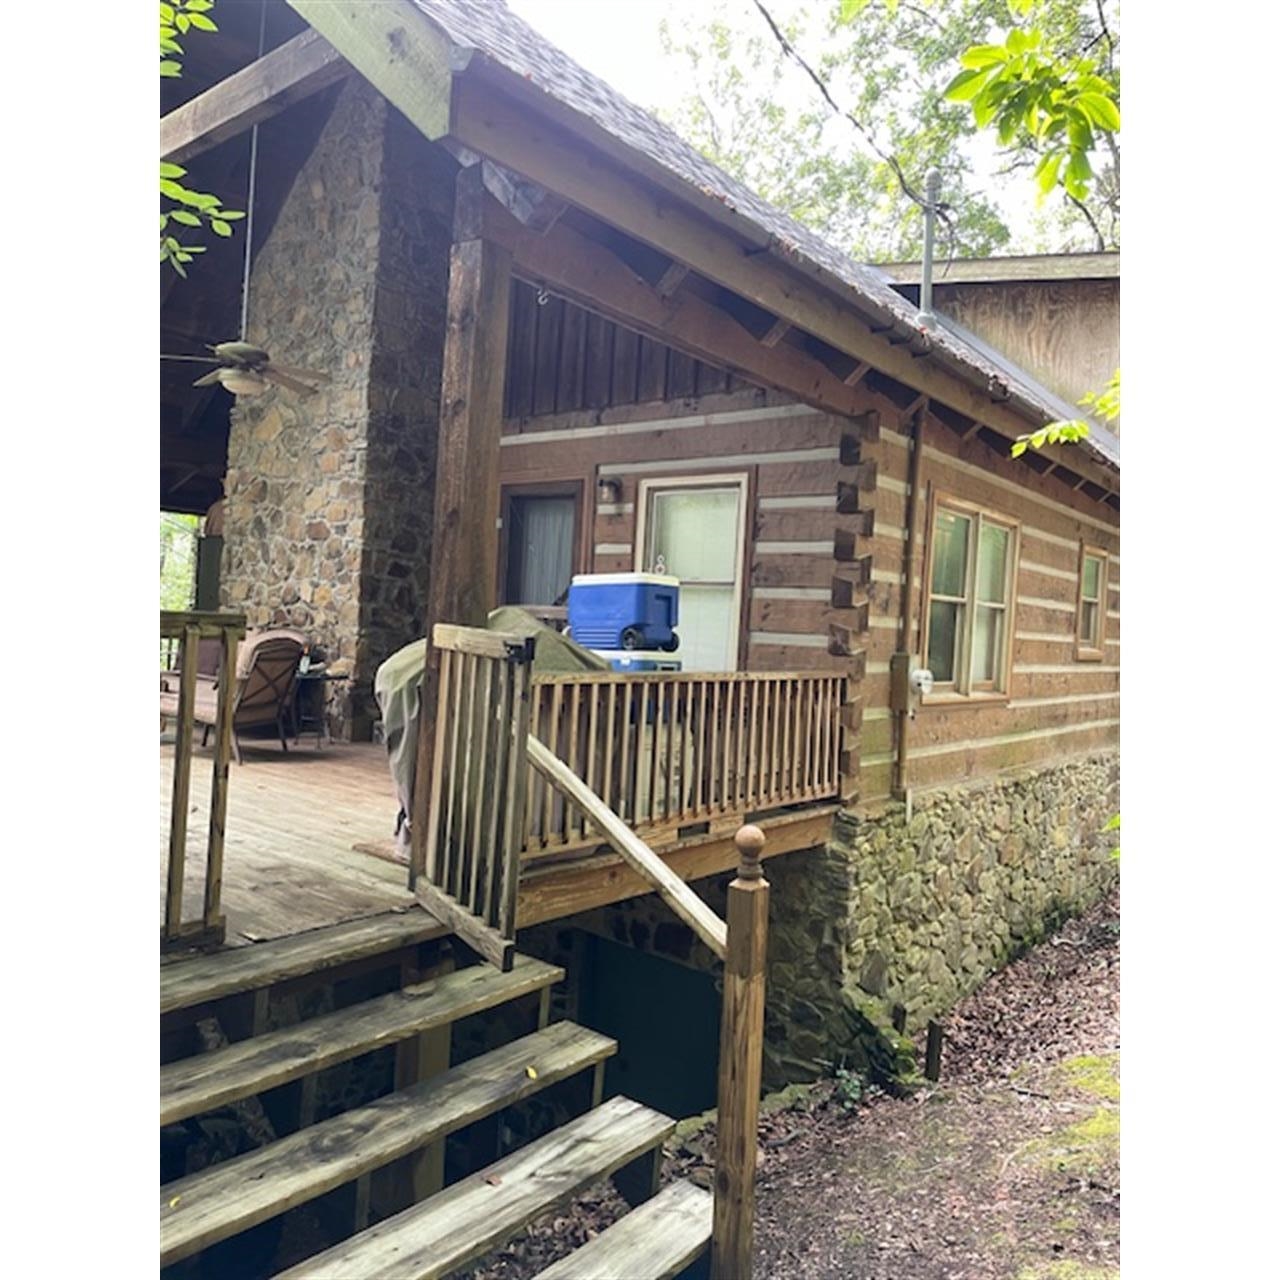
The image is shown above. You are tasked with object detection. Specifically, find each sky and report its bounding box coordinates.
[506,0,1057,256]
[507,0,690,111]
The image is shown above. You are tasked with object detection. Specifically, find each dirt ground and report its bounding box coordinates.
[463,887,1120,1280]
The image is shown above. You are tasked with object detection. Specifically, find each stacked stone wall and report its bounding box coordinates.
[221,81,455,737]
[518,751,1119,1090]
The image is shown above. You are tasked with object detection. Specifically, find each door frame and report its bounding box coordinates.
[634,472,751,671]
[498,477,589,607]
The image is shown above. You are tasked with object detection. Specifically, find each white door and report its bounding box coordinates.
[637,475,748,672]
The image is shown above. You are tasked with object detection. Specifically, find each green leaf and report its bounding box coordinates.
[186,12,217,31]
[1103,814,1120,832]
[159,162,186,179]
[170,209,202,227]
[186,0,216,9]
[169,256,187,278]
[1064,150,1092,198]
[176,13,190,33]
[159,60,182,77]
[1075,91,1120,132]
[959,44,1007,70]
[1034,152,1063,195]
[214,209,245,221]
[1011,439,1027,458]
[943,68,988,102]
[159,178,188,201]
[211,219,232,236]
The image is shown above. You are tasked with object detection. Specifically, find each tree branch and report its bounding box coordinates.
[1065,192,1107,252]
[749,0,942,221]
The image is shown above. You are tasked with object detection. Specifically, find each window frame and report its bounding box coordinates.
[498,479,587,609]
[919,490,1020,704]
[1074,542,1109,661]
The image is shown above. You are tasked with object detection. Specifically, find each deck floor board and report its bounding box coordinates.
[160,738,410,946]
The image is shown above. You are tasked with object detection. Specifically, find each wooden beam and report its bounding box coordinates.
[516,808,836,927]
[843,360,871,388]
[485,201,883,425]
[409,165,513,884]
[451,77,1120,492]
[758,317,791,348]
[655,261,691,299]
[161,28,349,164]
[288,0,458,142]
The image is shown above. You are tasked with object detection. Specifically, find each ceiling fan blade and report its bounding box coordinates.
[261,367,320,396]
[212,340,271,366]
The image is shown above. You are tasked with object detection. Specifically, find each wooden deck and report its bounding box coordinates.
[160,729,840,949]
[160,736,413,946]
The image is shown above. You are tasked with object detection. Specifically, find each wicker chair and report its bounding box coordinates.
[160,628,307,764]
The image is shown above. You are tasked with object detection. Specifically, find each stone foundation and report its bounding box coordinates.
[764,749,1119,1084]
[518,750,1118,1092]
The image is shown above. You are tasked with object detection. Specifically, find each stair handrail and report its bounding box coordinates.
[526,733,768,1279]
[525,734,727,959]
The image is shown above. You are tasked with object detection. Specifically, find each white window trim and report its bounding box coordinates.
[635,473,750,671]
[921,491,1020,701]
[1075,543,1109,661]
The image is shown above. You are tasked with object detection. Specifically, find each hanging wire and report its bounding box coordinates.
[237,0,268,341]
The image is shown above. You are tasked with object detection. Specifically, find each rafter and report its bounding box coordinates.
[161,28,349,164]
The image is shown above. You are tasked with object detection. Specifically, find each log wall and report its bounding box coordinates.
[857,414,1120,802]
[498,289,1120,807]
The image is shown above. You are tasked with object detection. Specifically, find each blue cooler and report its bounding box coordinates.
[567,572,680,652]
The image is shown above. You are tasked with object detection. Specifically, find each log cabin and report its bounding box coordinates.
[159,2,1120,1275]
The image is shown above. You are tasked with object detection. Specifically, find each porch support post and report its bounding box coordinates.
[409,163,512,886]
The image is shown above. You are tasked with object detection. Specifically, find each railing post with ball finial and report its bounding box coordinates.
[711,824,769,1280]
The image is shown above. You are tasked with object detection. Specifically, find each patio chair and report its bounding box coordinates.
[161,628,307,765]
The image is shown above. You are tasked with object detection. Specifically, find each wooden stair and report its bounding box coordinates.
[533,1178,714,1280]
[160,908,447,1016]
[160,1020,616,1267]
[161,915,711,1280]
[161,953,561,1126]
[274,1096,678,1280]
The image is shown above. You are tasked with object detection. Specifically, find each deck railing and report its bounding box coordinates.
[419,624,784,1276]
[160,610,245,951]
[524,670,845,857]
[415,625,535,970]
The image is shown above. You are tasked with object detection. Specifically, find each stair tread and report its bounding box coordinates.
[533,1179,713,1280]
[274,1095,676,1280]
[160,954,562,1126]
[160,908,447,1016]
[160,1021,616,1267]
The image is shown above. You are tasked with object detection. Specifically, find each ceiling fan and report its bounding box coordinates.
[161,342,329,397]
[160,4,328,401]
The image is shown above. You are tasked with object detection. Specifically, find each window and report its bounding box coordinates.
[636,474,748,672]
[501,487,582,607]
[1076,544,1108,660]
[922,495,1019,696]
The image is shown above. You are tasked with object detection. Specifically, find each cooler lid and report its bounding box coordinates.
[570,572,679,587]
